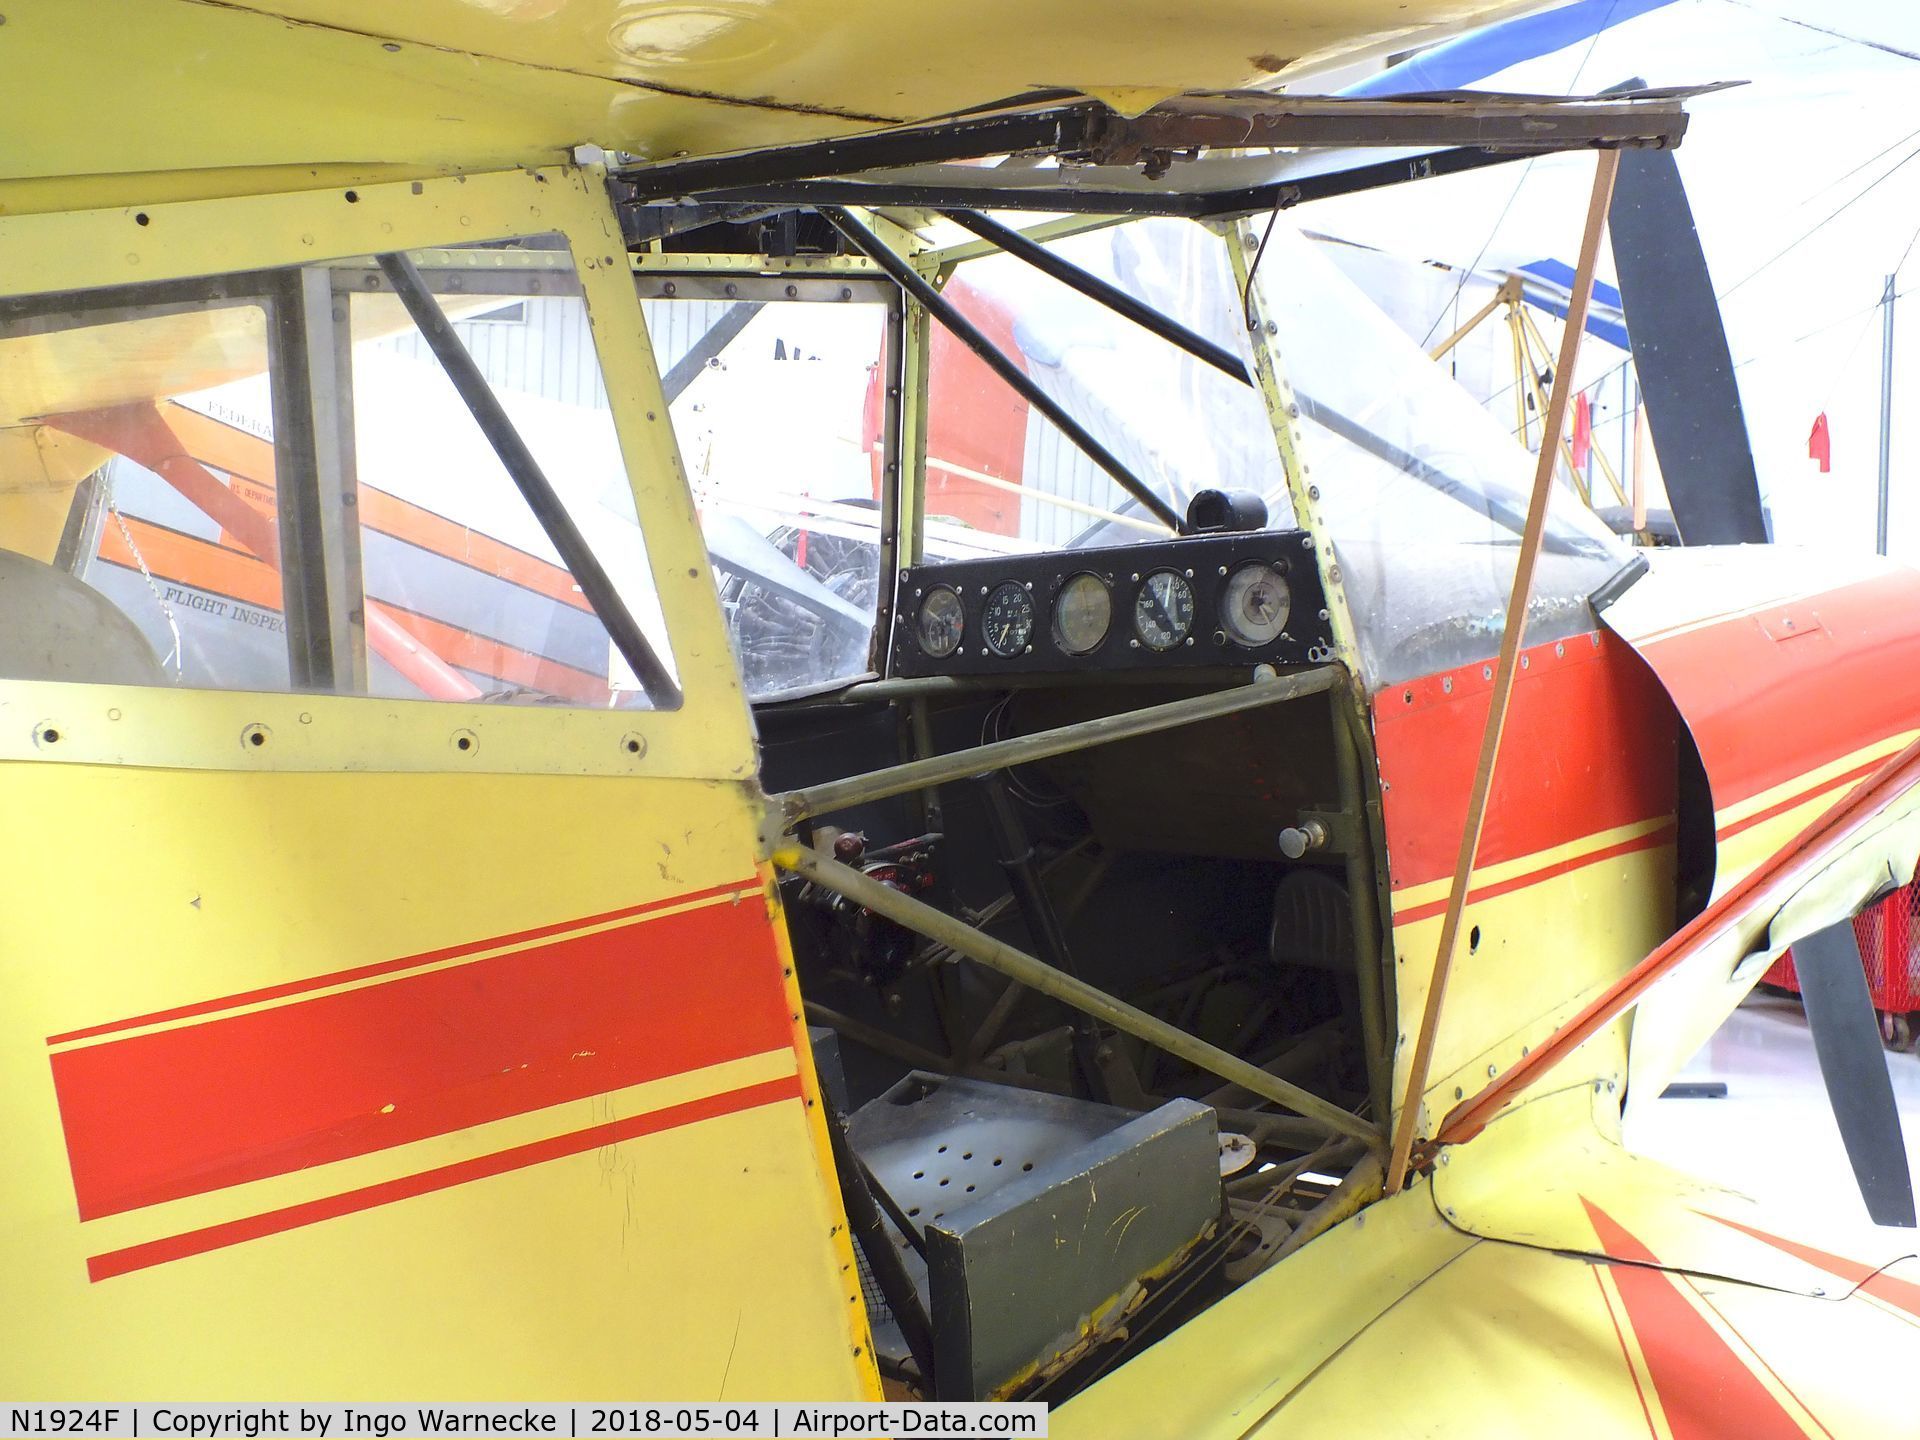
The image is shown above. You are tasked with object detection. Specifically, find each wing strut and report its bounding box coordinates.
[1383,148,1621,1194]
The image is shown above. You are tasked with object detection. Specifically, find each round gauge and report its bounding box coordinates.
[983,581,1035,656]
[1220,561,1291,648]
[1133,570,1195,650]
[1053,573,1112,656]
[915,585,965,658]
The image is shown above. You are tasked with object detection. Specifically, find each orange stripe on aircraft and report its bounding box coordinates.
[86,1074,802,1282]
[1582,1199,1816,1439]
[1375,630,1677,891]
[96,515,282,611]
[376,603,606,701]
[1699,1212,1920,1325]
[1590,1266,1660,1439]
[359,489,591,614]
[156,399,590,613]
[159,402,276,484]
[98,516,596,696]
[49,885,789,1221]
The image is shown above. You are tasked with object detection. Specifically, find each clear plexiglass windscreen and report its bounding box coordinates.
[648,297,887,701]
[0,240,678,708]
[1246,221,1632,687]
[925,217,1291,551]
[650,219,1295,701]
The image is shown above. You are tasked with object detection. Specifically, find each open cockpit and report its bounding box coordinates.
[0,85,1692,1404]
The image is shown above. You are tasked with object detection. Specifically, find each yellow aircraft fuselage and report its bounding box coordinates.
[6,1,1920,1432]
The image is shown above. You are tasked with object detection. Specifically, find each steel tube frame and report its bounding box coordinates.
[375,251,682,708]
[771,667,1337,824]
[616,94,1693,201]
[938,210,1251,385]
[874,288,907,676]
[1879,273,1896,557]
[818,207,1187,535]
[774,843,1377,1146]
[1329,689,1393,1121]
[672,148,1558,220]
[263,271,337,691]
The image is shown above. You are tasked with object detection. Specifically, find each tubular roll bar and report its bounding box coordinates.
[376,251,682,709]
[818,206,1188,536]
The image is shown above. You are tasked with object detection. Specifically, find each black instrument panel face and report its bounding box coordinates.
[892,531,1333,677]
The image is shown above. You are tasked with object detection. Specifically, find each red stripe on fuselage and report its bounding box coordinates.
[46,878,757,1046]
[49,888,790,1221]
[86,1074,802,1281]
[1591,1266,1660,1439]
[1374,632,1678,895]
[1391,821,1677,925]
[1714,756,1888,843]
[1582,1199,1812,1439]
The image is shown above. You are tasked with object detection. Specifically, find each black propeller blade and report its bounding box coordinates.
[1605,80,1770,545]
[1792,919,1916,1228]
[1605,100,1911,1226]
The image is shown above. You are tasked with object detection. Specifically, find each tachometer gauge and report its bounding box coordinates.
[1133,570,1194,650]
[983,581,1034,656]
[1053,573,1112,655]
[915,585,965,657]
[1220,561,1291,647]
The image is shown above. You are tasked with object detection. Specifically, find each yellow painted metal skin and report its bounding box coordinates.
[0,0,1553,194]
[7,0,1917,1419]
[1391,829,1672,1125]
[1059,1083,1920,1437]
[1627,734,1920,1107]
[0,165,878,1398]
[0,767,874,1397]
[0,167,760,781]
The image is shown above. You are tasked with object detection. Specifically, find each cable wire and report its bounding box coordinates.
[1720,0,1920,65]
[1720,142,1920,301]
[1415,0,1623,348]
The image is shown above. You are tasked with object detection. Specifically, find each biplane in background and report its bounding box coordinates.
[4,2,1920,1434]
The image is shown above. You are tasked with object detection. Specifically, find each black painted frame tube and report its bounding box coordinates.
[819,207,1187,535]
[940,209,1252,386]
[376,252,681,708]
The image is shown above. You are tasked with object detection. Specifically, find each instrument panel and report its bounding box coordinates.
[891,531,1333,677]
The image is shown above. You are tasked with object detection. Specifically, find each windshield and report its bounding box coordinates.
[0,242,678,707]
[928,217,1292,550]
[1247,223,1631,687]
[647,296,888,701]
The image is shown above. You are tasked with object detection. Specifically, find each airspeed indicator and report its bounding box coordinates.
[1133,571,1194,650]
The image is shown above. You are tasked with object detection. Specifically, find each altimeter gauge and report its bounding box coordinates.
[1220,561,1290,647]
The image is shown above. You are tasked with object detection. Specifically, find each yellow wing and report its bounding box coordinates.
[2,0,1563,185]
